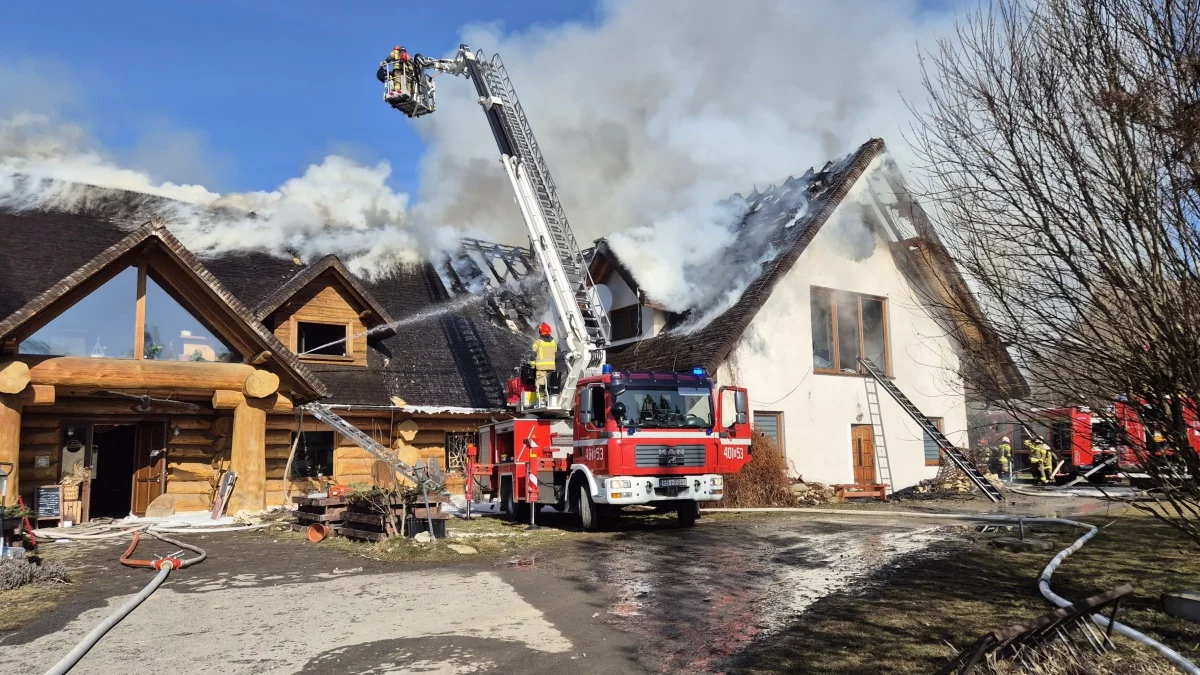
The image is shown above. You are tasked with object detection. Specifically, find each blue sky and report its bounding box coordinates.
[0,1,596,195]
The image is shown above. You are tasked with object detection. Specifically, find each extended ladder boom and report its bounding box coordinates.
[389,45,609,411]
[858,358,1004,502]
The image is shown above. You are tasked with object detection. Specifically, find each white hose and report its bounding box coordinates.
[42,566,171,675]
[705,507,1200,674]
[33,522,270,539]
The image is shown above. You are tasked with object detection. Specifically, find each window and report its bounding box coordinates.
[21,267,139,358]
[613,386,713,428]
[297,322,348,357]
[589,386,607,426]
[924,417,944,465]
[290,431,335,478]
[609,305,642,341]
[19,264,239,362]
[810,287,889,374]
[754,411,785,452]
[144,275,237,362]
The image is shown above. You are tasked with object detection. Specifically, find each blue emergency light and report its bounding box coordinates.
[602,364,613,374]
[692,367,706,376]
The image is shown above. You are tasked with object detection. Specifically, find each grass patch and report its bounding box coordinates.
[0,547,80,632]
[727,510,1200,674]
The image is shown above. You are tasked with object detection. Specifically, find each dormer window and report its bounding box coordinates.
[297,322,348,358]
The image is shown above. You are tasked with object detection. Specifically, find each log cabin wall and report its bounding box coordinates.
[269,275,369,367]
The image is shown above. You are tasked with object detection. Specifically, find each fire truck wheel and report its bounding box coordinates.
[677,501,698,528]
[501,479,517,521]
[577,487,602,531]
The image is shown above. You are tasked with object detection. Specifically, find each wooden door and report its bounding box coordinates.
[851,424,876,485]
[131,422,167,516]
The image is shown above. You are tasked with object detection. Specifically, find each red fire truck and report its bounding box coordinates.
[379,44,753,528]
[981,400,1200,481]
[473,368,751,529]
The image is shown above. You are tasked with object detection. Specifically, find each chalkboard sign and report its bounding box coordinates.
[34,485,62,521]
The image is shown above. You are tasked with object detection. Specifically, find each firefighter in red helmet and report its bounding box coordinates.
[530,322,558,406]
[378,46,413,101]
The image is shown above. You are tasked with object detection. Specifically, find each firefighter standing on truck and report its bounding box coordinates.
[530,323,557,406]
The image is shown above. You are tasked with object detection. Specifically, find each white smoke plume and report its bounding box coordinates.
[0,112,456,277]
[415,0,951,315]
[0,0,951,299]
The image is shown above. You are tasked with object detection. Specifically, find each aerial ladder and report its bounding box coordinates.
[380,45,609,412]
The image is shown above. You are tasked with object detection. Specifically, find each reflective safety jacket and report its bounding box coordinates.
[531,337,557,371]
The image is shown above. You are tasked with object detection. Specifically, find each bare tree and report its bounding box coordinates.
[909,0,1200,543]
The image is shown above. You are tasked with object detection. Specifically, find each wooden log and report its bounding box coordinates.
[338,474,373,486]
[210,416,233,437]
[250,350,272,366]
[394,419,419,442]
[412,429,448,445]
[264,445,295,460]
[166,481,215,495]
[172,493,212,512]
[243,370,280,399]
[27,357,257,391]
[336,457,380,476]
[15,384,55,406]
[19,445,59,461]
[0,362,31,395]
[19,465,58,482]
[165,446,219,460]
[21,429,59,446]
[30,400,186,416]
[212,390,291,412]
[227,399,266,513]
[170,418,213,431]
[0,394,19,501]
[165,430,216,446]
[19,416,62,430]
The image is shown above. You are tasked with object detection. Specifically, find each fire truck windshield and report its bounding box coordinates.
[612,386,713,429]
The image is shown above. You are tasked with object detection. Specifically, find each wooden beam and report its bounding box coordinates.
[212,390,246,410]
[213,390,291,412]
[250,351,272,365]
[0,361,31,395]
[27,357,256,391]
[226,398,266,514]
[15,384,55,407]
[243,370,280,399]
[133,262,147,359]
[0,394,20,502]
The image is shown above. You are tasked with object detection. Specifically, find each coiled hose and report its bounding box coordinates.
[41,532,206,675]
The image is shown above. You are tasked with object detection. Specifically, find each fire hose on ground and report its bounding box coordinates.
[703,507,1200,674]
[41,531,207,675]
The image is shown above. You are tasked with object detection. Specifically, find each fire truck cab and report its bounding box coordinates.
[470,368,752,529]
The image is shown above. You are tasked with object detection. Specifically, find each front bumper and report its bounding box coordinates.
[593,474,724,505]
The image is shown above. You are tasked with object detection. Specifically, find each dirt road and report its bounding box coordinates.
[0,512,955,674]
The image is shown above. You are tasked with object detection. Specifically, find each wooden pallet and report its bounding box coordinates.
[833,483,889,501]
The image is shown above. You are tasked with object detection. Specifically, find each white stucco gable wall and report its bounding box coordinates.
[717,205,969,491]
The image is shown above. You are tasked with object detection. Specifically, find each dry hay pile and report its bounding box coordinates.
[716,432,796,508]
[0,557,70,591]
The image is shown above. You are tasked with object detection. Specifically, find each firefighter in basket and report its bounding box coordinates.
[529,323,558,406]
[377,46,412,102]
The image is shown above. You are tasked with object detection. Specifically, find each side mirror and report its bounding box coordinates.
[611,384,627,397]
[611,401,628,423]
[579,410,593,425]
[735,390,749,426]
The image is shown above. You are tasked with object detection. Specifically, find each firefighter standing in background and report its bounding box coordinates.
[977,438,993,474]
[1024,439,1042,483]
[530,323,558,406]
[997,439,1012,482]
[1037,443,1056,484]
